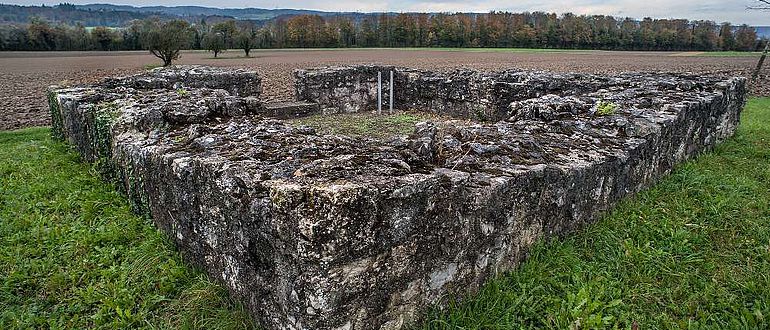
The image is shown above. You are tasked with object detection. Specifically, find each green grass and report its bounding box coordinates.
[408,48,760,56]
[182,48,762,56]
[178,48,760,56]
[290,111,437,139]
[0,129,256,329]
[187,47,593,54]
[394,47,596,54]
[1,99,768,329]
[691,51,764,57]
[422,98,770,328]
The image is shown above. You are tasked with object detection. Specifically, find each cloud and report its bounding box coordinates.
[9,0,770,25]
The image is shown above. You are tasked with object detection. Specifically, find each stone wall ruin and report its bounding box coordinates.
[49,65,746,329]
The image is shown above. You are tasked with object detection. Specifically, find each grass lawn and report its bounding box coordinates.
[412,48,761,56]
[289,111,442,139]
[424,98,770,328]
[1,98,768,329]
[693,51,764,57]
[0,133,256,327]
[203,47,595,54]
[217,48,760,56]
[394,47,595,54]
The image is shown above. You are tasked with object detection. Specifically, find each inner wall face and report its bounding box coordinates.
[50,65,746,329]
[295,65,623,122]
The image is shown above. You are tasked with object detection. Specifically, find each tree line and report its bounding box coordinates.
[0,12,763,53]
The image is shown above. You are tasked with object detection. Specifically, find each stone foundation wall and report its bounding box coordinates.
[50,65,746,329]
[295,65,619,121]
[294,65,407,114]
[103,65,263,97]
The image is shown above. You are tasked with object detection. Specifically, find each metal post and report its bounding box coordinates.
[389,70,394,113]
[377,71,382,115]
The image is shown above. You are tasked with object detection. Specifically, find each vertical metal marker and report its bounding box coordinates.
[377,71,382,115]
[389,70,394,113]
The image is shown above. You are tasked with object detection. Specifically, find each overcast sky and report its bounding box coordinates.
[5,0,769,25]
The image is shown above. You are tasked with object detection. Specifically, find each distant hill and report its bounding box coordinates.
[74,4,333,20]
[0,3,376,27]
[0,3,176,26]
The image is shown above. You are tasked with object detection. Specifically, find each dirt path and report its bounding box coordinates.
[0,49,765,131]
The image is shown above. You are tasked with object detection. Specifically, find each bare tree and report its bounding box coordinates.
[140,19,193,66]
[748,0,770,9]
[202,31,226,58]
[753,40,769,81]
[749,0,769,81]
[236,31,255,57]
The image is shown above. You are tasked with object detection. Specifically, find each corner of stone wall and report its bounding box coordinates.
[47,86,64,141]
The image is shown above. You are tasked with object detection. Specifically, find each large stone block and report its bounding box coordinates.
[103,65,263,97]
[50,65,746,329]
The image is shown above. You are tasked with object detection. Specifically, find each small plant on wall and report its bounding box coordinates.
[596,100,618,116]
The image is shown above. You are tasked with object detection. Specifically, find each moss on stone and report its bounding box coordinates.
[92,101,120,180]
[48,90,64,140]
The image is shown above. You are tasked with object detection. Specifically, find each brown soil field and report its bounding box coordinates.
[0,49,766,131]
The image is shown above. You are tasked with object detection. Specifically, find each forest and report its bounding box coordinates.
[0,11,763,52]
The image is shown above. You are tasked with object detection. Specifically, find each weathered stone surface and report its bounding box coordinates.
[103,65,263,97]
[296,65,665,122]
[263,101,321,119]
[295,65,406,114]
[50,65,746,330]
